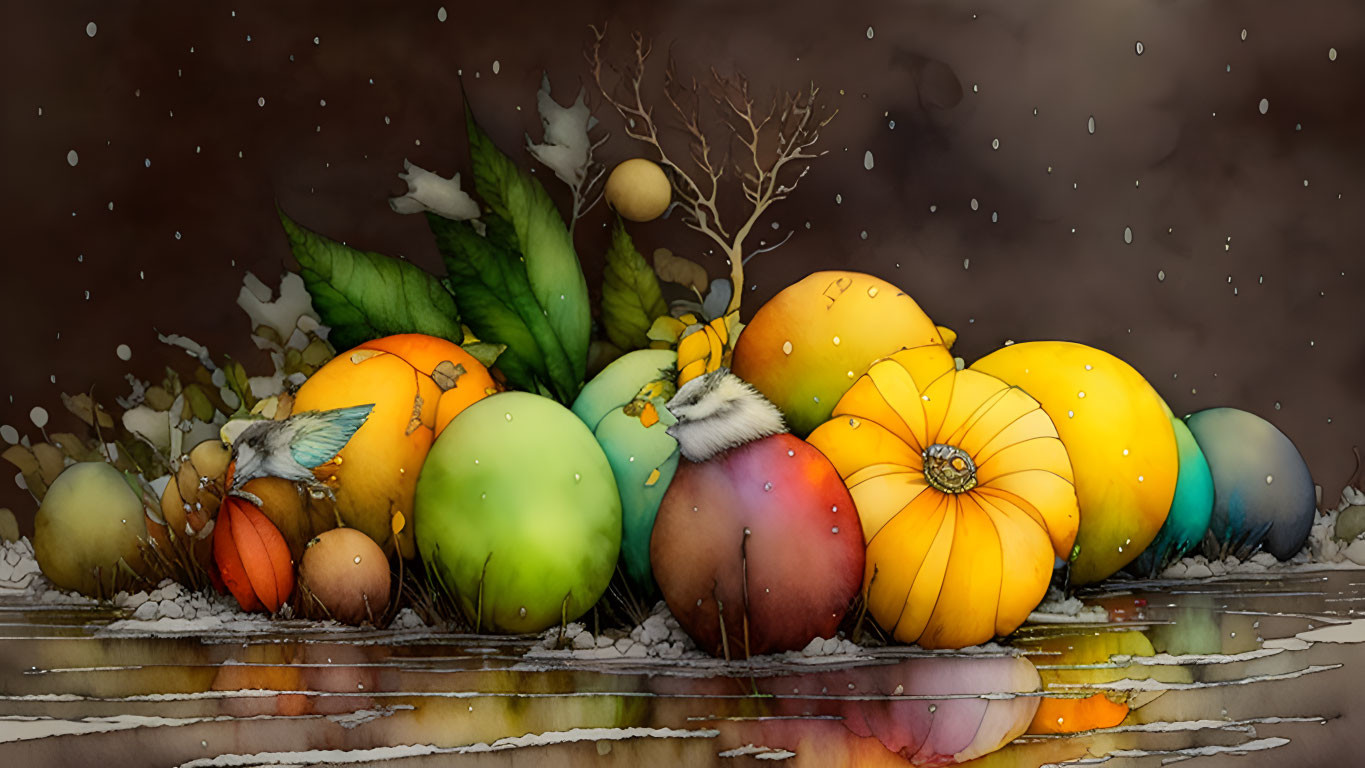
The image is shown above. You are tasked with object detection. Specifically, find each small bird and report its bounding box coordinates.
[224,404,375,503]
[665,368,787,462]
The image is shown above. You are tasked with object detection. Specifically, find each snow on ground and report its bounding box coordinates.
[4,482,1362,652]
[1028,587,1110,623]
[0,535,431,636]
[0,537,43,595]
[524,601,868,665]
[1161,486,1365,579]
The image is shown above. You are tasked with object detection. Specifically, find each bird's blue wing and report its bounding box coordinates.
[288,404,375,468]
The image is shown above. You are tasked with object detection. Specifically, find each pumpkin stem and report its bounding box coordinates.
[922,443,977,494]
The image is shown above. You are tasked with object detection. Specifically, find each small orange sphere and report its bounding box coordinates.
[298,528,391,625]
[293,334,497,554]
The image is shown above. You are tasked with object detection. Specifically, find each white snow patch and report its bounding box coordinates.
[1028,587,1109,624]
[0,538,42,594]
[524,602,871,666]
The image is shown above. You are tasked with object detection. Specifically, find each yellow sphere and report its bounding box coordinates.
[732,271,950,436]
[971,342,1177,584]
[604,158,671,222]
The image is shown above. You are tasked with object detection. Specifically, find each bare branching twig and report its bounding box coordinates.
[588,25,836,315]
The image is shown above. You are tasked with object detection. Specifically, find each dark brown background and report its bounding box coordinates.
[2,1,1362,534]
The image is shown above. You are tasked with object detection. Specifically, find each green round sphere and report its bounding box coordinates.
[571,349,679,593]
[34,462,147,597]
[415,392,621,634]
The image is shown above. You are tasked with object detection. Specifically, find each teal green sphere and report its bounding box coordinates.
[571,349,679,594]
[1131,415,1214,575]
[415,392,621,633]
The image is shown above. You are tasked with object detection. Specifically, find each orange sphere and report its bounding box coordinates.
[293,334,497,555]
[298,528,391,625]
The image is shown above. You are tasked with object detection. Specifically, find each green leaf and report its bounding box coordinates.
[428,213,579,402]
[221,359,256,413]
[601,217,669,351]
[465,105,589,389]
[183,384,216,423]
[461,342,508,369]
[278,208,462,350]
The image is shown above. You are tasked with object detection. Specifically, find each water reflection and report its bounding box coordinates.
[0,570,1361,766]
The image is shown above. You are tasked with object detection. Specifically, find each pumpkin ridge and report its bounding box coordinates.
[847,465,922,489]
[849,472,932,542]
[934,369,1013,447]
[972,409,1062,467]
[954,390,1043,458]
[942,385,1013,449]
[840,412,928,459]
[976,465,1076,493]
[862,483,943,554]
[975,485,1050,531]
[917,495,964,644]
[820,416,927,476]
[871,493,949,636]
[894,495,958,638]
[963,493,1007,637]
[861,362,930,452]
[846,471,933,542]
[920,368,958,445]
[975,435,1070,476]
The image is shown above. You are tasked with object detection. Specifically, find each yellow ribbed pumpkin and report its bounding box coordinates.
[808,345,1080,649]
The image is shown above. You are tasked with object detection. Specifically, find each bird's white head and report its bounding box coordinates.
[665,368,787,463]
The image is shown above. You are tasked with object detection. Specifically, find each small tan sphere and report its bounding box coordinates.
[298,528,391,625]
[604,158,671,222]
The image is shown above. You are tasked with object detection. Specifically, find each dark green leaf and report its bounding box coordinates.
[461,342,508,369]
[277,208,462,350]
[465,105,589,388]
[601,217,669,351]
[428,213,579,402]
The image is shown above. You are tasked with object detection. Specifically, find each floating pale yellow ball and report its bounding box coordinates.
[809,345,1079,649]
[972,342,1177,584]
[604,158,671,222]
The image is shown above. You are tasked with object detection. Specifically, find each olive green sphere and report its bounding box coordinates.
[34,462,147,597]
[415,392,621,633]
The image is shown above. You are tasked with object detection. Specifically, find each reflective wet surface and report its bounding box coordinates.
[3,569,1364,766]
